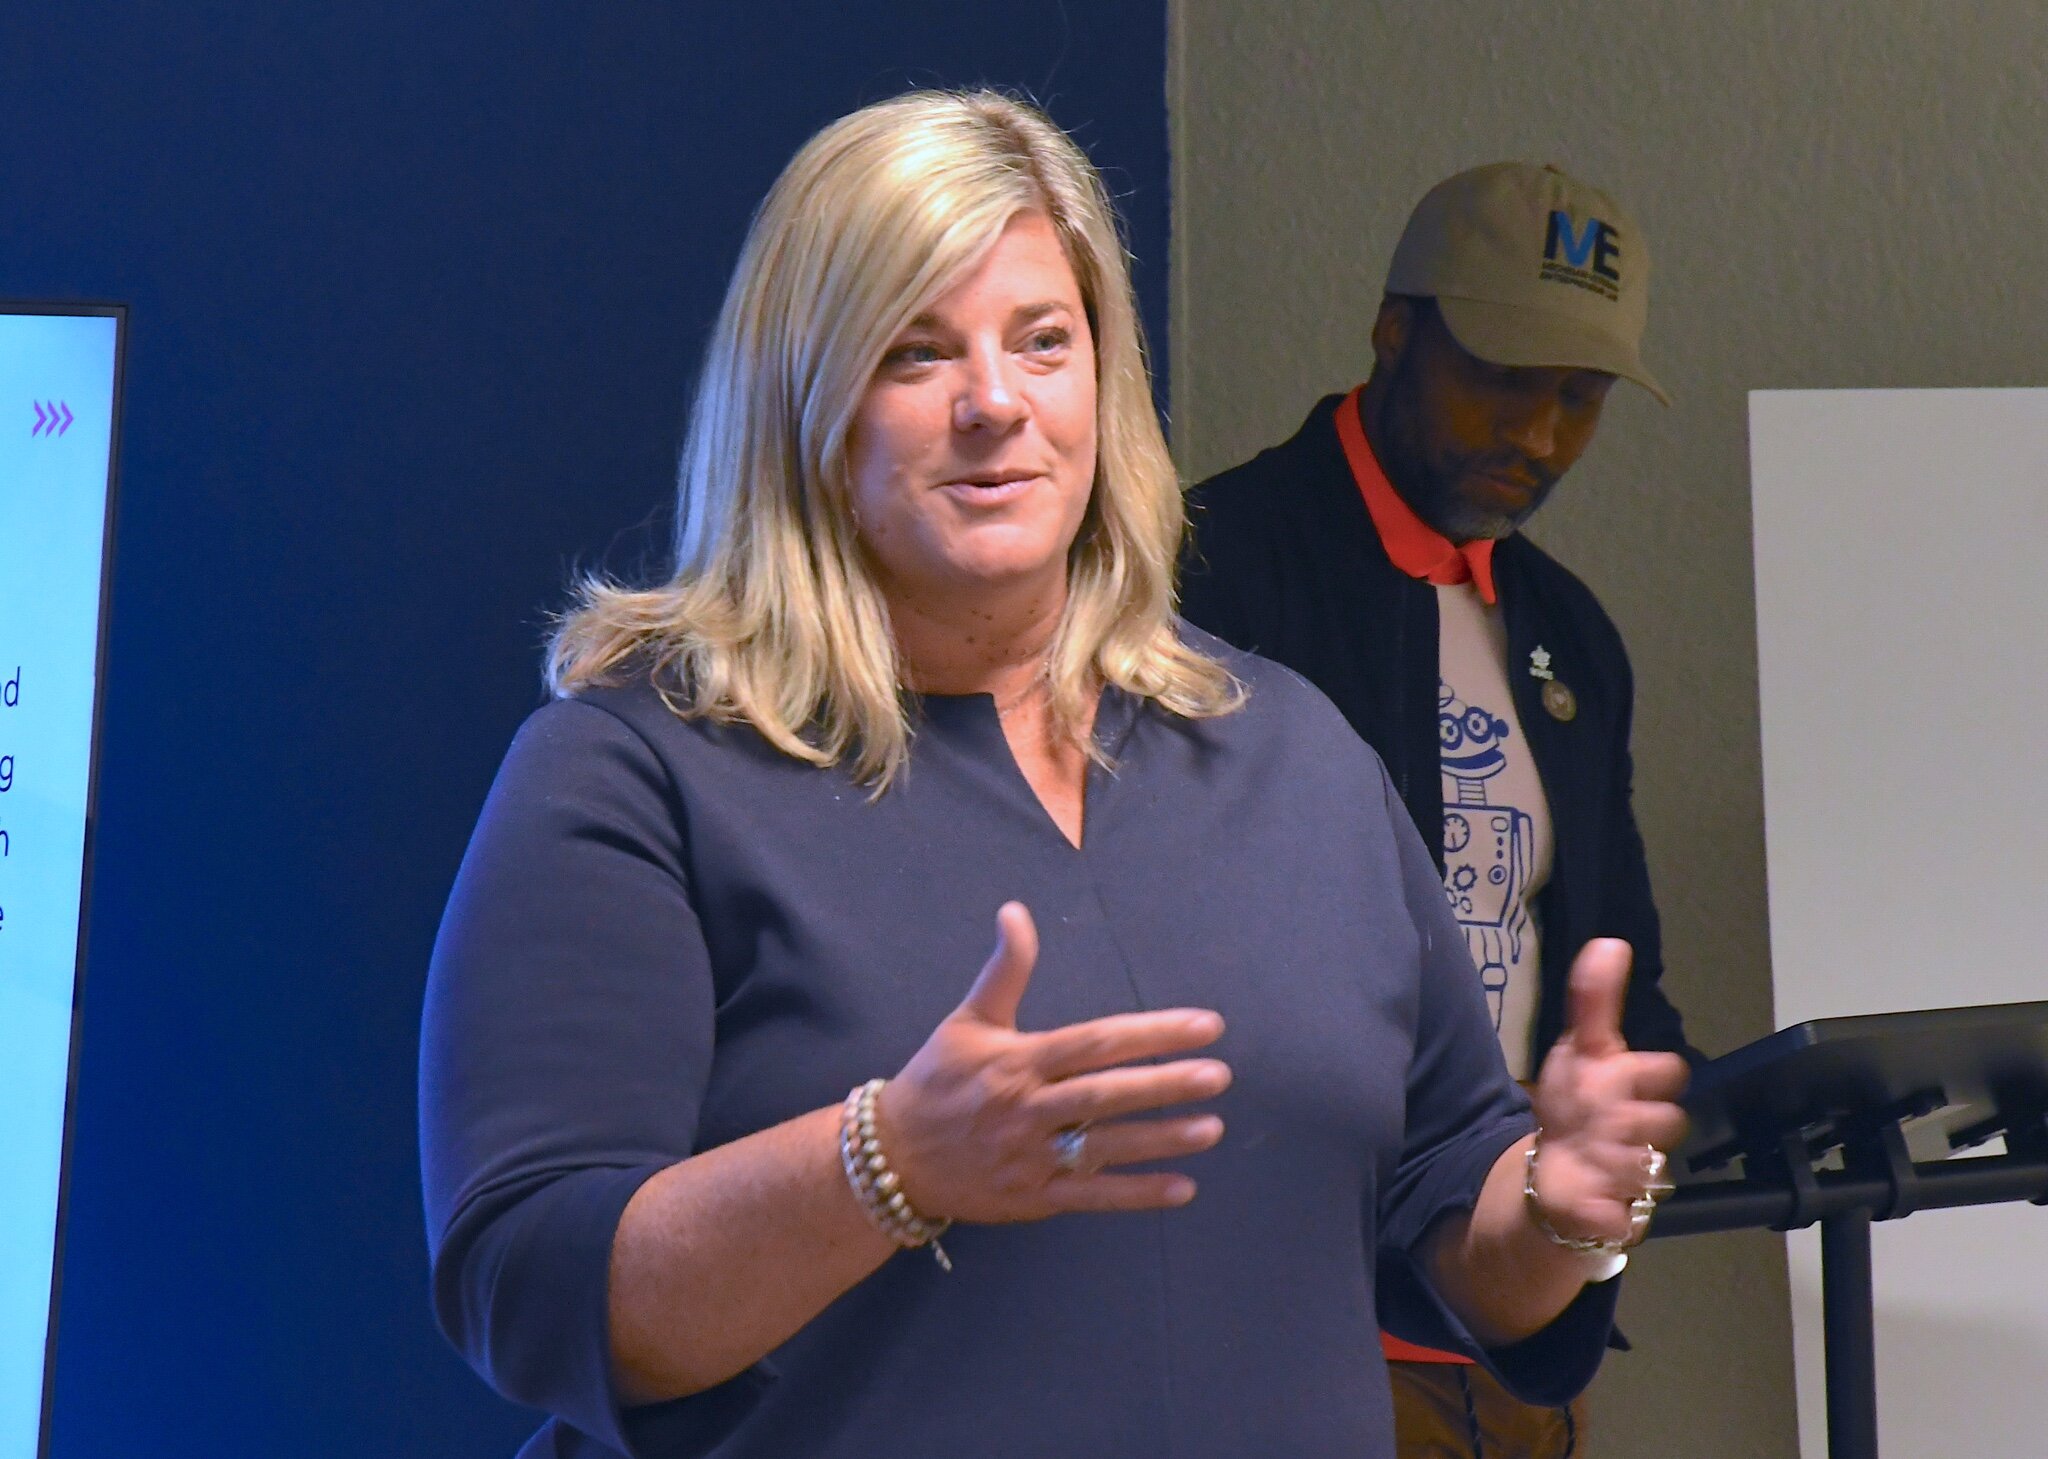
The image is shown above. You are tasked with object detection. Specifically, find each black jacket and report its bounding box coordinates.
[1181,392,1700,1068]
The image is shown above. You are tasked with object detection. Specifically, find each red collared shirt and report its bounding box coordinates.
[1333,385,1498,605]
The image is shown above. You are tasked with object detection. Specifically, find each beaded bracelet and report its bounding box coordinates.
[839,1079,953,1271]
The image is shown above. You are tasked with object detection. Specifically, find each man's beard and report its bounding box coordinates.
[1378,357,1557,542]
[1420,469,1554,543]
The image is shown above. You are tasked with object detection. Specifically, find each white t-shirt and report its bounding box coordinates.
[1436,584,1554,1078]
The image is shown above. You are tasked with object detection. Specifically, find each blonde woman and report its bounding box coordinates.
[420,90,1686,1459]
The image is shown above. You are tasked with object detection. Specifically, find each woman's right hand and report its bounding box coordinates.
[875,901,1231,1224]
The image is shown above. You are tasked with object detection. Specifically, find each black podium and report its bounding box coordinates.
[1646,1000,2048,1459]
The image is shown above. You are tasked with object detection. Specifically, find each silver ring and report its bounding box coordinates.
[1051,1125,1091,1174]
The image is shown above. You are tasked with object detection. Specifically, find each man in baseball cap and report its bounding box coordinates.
[1181,162,1702,1457]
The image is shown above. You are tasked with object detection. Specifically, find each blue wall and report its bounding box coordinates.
[0,6,1168,1453]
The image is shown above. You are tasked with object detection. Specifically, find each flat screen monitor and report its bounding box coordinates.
[0,303,124,1459]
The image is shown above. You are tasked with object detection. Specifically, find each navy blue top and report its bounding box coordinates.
[419,639,1617,1458]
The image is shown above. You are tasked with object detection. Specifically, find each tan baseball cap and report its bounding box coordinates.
[1385,161,1668,404]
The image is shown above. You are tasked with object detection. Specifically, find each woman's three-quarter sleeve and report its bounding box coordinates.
[419,698,714,1452]
[1367,759,1620,1405]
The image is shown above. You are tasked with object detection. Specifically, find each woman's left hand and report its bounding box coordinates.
[1526,938,1692,1245]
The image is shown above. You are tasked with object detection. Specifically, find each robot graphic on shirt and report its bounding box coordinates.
[1438,680,1535,1031]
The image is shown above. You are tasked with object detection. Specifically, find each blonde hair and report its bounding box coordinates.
[548,88,1240,784]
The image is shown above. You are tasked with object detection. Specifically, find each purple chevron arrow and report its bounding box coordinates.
[57,401,72,436]
[31,401,46,436]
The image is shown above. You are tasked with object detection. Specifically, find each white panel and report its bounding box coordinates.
[1750,389,2048,1458]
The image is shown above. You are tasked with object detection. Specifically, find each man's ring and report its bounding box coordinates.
[1052,1125,1091,1174]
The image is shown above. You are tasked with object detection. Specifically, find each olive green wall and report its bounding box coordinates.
[1169,4,2048,1454]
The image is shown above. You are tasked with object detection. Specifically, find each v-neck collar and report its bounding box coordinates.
[912,683,1138,852]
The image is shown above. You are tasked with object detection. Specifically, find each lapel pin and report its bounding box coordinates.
[1542,679,1578,722]
[1529,646,1555,681]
